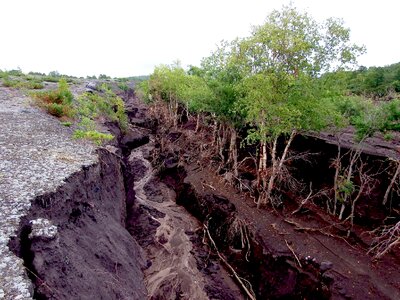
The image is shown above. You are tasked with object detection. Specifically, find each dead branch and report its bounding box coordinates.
[25,266,59,297]
[237,155,257,169]
[282,151,319,164]
[291,182,312,215]
[278,163,305,193]
[202,183,216,191]
[285,239,302,268]
[383,160,400,205]
[368,221,400,259]
[283,219,358,250]
[203,223,256,300]
[347,160,374,235]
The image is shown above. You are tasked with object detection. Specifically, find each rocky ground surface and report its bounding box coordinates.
[0,86,96,299]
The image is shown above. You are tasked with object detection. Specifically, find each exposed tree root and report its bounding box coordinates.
[283,219,358,250]
[368,221,400,259]
[203,222,256,300]
[285,239,302,268]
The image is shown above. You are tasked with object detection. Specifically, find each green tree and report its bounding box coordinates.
[199,40,245,175]
[234,4,363,207]
[147,62,187,126]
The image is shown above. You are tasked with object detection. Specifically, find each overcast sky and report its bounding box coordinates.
[0,0,399,77]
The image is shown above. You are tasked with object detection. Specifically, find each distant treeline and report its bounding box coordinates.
[343,62,400,97]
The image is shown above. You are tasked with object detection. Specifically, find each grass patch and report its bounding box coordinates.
[3,79,44,89]
[61,121,73,127]
[71,84,129,145]
[73,130,113,145]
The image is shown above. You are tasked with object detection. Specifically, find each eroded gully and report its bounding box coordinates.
[125,136,242,299]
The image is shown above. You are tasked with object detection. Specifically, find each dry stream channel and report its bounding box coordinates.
[127,138,242,299]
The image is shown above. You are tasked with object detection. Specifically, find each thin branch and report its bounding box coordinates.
[292,182,313,215]
[285,239,302,268]
[383,160,400,205]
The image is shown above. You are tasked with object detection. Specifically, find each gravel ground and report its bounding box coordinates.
[0,87,97,299]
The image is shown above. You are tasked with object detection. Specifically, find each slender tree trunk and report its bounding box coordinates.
[227,127,238,177]
[218,124,228,163]
[264,136,278,206]
[349,174,366,234]
[339,148,362,220]
[265,130,296,205]
[258,141,267,185]
[168,92,174,125]
[173,99,179,127]
[260,141,267,172]
[278,130,295,171]
[383,160,400,205]
[212,117,218,146]
[333,143,341,215]
[339,204,346,220]
[195,113,201,132]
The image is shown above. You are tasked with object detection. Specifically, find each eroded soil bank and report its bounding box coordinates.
[9,147,147,299]
[150,119,400,299]
[8,88,400,299]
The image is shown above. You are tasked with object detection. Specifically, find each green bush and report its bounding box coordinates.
[7,69,23,76]
[46,103,65,117]
[381,99,400,131]
[76,84,128,130]
[32,78,74,118]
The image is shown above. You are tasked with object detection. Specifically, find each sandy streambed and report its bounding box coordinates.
[128,141,209,299]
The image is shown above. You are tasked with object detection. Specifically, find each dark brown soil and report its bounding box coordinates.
[9,149,147,300]
[153,121,400,299]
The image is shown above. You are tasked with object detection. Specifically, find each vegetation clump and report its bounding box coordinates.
[32,78,74,117]
[139,4,365,207]
[1,70,44,90]
[30,78,128,145]
[76,83,128,131]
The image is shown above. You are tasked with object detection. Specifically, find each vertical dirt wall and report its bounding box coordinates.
[9,149,147,300]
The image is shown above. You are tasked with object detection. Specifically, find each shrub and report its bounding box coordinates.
[32,78,74,118]
[8,69,23,76]
[3,79,16,87]
[76,84,128,130]
[118,82,129,92]
[46,103,65,117]
[61,121,73,127]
